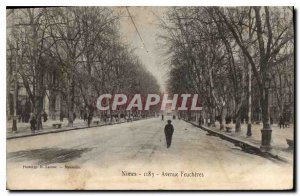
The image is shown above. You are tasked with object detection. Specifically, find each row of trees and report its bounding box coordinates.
[7,7,160,130]
[162,7,294,131]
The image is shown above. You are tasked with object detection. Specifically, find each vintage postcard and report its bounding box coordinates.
[6,6,294,190]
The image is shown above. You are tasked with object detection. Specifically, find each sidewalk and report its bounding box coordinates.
[189,120,294,163]
[6,117,143,139]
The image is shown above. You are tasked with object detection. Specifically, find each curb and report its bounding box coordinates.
[184,120,288,163]
[7,118,151,140]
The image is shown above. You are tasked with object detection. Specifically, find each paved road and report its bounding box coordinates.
[7,117,293,190]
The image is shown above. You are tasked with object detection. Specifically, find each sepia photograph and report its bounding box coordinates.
[6,6,294,190]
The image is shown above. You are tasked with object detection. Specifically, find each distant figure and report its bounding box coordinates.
[42,111,48,122]
[225,116,231,124]
[284,115,289,128]
[25,113,30,123]
[161,114,164,121]
[164,120,174,148]
[30,116,37,131]
[173,115,176,120]
[84,113,88,122]
[88,113,92,127]
[279,115,284,129]
[199,116,202,126]
[120,113,125,119]
[270,116,273,125]
[73,112,76,121]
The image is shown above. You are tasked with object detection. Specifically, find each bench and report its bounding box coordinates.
[286,139,294,149]
[225,126,232,132]
[52,123,62,129]
[93,120,100,125]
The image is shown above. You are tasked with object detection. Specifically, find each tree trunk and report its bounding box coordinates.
[261,87,269,129]
[35,70,44,130]
[49,90,56,120]
[235,114,241,132]
[67,74,75,127]
[220,107,226,130]
[35,96,43,130]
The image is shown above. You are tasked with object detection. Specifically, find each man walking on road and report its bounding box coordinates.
[164,120,174,148]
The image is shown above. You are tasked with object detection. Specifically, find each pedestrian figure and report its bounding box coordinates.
[73,112,76,121]
[225,115,231,124]
[30,116,37,131]
[84,113,88,122]
[25,113,30,123]
[199,116,203,126]
[173,115,176,120]
[279,115,284,129]
[162,114,164,121]
[164,120,174,148]
[284,116,289,128]
[42,111,48,122]
[270,116,273,125]
[87,113,92,127]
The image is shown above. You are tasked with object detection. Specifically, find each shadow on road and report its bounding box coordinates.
[7,147,92,165]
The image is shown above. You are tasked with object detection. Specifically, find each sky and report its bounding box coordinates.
[116,7,170,92]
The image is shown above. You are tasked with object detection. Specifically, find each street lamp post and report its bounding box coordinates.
[260,74,272,151]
